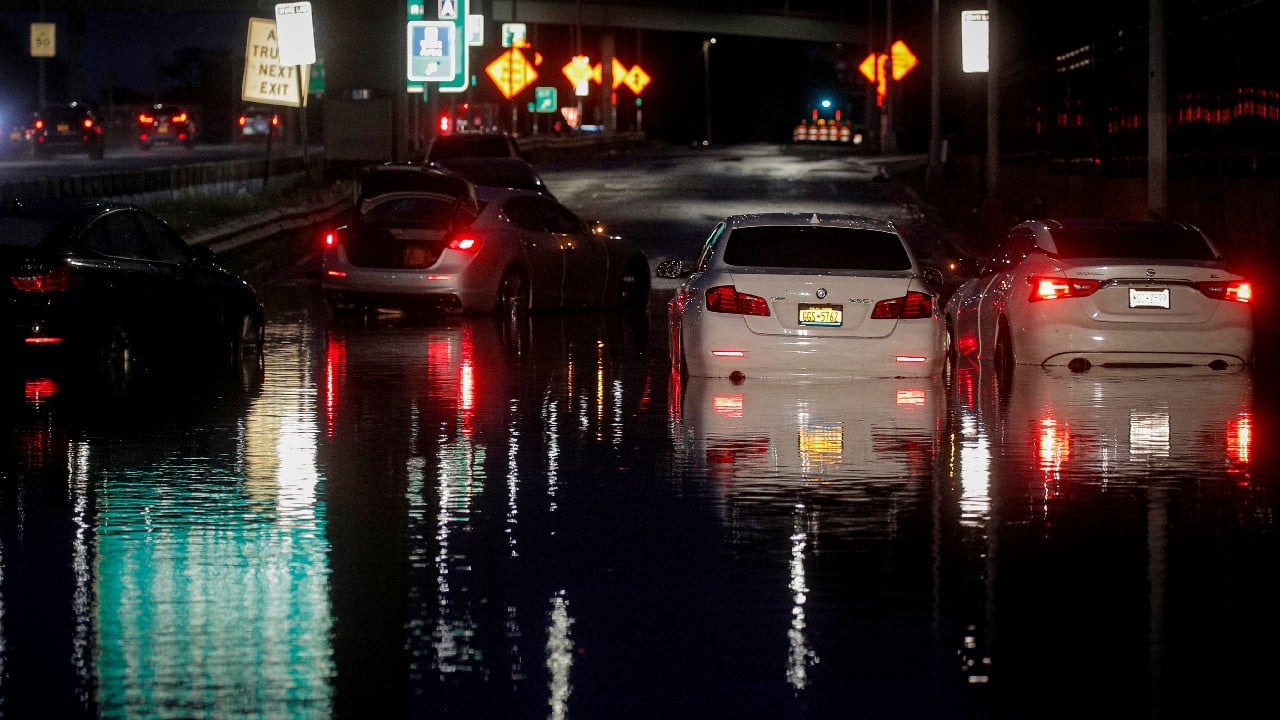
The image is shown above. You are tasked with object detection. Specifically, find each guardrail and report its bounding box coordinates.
[0,152,321,205]
[1,131,650,205]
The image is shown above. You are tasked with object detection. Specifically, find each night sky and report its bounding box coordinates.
[1,1,1272,147]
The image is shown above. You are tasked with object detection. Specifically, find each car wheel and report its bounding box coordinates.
[617,258,651,312]
[234,312,264,357]
[496,269,530,319]
[994,321,1015,380]
[102,324,134,374]
[945,317,958,367]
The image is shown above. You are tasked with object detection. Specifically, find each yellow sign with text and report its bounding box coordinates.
[242,17,310,107]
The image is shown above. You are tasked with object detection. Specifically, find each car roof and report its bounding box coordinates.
[426,132,521,160]
[357,163,477,205]
[723,212,899,233]
[432,157,549,192]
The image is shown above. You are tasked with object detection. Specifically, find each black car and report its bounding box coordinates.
[424,131,523,163]
[31,102,104,160]
[1,200,264,372]
[431,156,554,197]
[138,103,196,150]
[236,105,281,142]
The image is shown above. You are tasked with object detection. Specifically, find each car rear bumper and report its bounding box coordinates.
[681,320,946,379]
[1017,323,1253,368]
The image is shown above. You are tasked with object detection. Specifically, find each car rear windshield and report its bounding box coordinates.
[39,107,87,123]
[1051,225,1219,260]
[0,216,61,248]
[723,226,913,271]
[359,196,459,230]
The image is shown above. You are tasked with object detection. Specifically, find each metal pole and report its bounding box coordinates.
[702,38,715,144]
[927,0,942,189]
[883,0,897,154]
[985,0,1000,200]
[1148,0,1168,219]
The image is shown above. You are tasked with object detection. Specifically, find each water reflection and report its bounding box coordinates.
[320,310,654,716]
[671,375,945,702]
[943,365,1271,718]
[0,350,334,717]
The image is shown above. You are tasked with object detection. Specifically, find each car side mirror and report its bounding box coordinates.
[655,258,694,279]
[920,266,944,290]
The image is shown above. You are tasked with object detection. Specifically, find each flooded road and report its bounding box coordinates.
[2,145,1277,718]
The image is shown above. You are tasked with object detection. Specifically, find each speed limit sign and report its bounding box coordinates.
[30,23,55,58]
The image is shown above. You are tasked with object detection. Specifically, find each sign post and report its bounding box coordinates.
[275,2,316,183]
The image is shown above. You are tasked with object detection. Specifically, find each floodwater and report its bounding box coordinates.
[2,281,1277,719]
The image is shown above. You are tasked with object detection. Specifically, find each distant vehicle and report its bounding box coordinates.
[944,218,1254,373]
[1,199,264,372]
[30,102,104,160]
[424,131,523,163]
[321,164,649,315]
[658,213,946,380]
[137,103,195,151]
[432,156,554,197]
[237,105,281,142]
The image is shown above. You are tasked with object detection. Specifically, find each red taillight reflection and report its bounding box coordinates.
[11,266,79,292]
[712,394,744,418]
[1029,276,1101,301]
[1228,412,1252,466]
[1036,417,1071,470]
[871,291,934,319]
[24,378,59,404]
[706,286,771,316]
[1196,280,1252,303]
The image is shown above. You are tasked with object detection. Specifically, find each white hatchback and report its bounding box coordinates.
[658,213,947,380]
[944,218,1254,372]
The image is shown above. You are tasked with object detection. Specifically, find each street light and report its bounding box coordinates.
[702,37,716,145]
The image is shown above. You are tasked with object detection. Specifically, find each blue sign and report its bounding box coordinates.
[407,21,456,82]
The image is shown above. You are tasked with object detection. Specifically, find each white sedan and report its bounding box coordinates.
[322,165,650,315]
[657,213,947,380]
[944,218,1254,372]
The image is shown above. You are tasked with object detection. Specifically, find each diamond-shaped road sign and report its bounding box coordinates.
[486,47,538,99]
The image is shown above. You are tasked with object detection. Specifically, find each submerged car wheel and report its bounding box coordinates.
[496,270,530,319]
[994,321,1015,380]
[235,313,264,357]
[617,259,651,312]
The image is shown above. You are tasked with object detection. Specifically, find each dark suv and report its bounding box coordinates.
[424,132,523,163]
[32,102,105,160]
[138,104,195,151]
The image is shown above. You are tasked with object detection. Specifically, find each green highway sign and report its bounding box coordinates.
[437,0,469,94]
[534,86,557,113]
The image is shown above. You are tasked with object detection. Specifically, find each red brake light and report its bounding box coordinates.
[34,119,44,130]
[270,115,280,126]
[82,118,93,129]
[239,116,248,126]
[11,267,80,292]
[871,291,934,319]
[1028,276,1101,301]
[138,113,154,124]
[1196,280,1252,303]
[705,286,771,316]
[448,234,481,253]
[172,112,188,123]
[323,231,339,248]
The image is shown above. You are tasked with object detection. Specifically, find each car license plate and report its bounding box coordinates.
[799,303,843,327]
[56,123,70,132]
[1129,288,1170,309]
[158,124,170,134]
